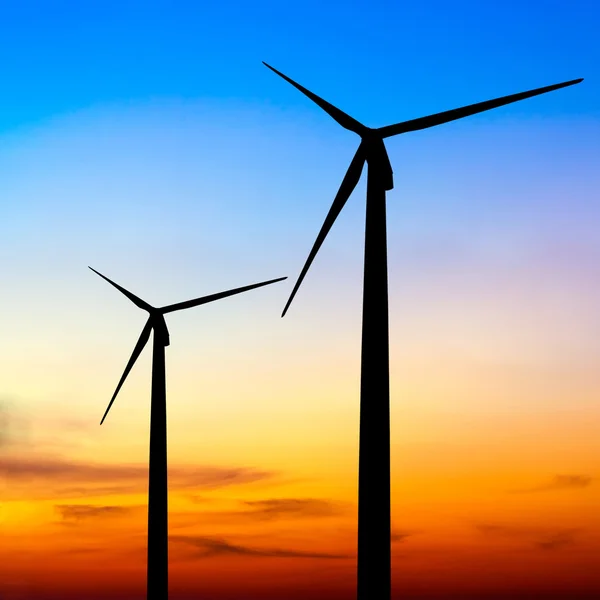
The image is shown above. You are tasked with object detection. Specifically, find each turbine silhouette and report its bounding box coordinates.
[90,267,286,600]
[263,62,582,600]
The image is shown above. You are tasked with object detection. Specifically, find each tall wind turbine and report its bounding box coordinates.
[263,62,582,600]
[90,267,286,600]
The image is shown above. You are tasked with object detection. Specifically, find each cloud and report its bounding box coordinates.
[168,503,333,532]
[186,494,215,504]
[55,504,136,522]
[178,499,416,546]
[475,522,581,551]
[510,474,593,493]
[239,498,342,520]
[0,455,276,499]
[476,523,537,537]
[391,530,416,543]
[0,400,101,458]
[0,398,30,450]
[171,535,350,560]
[536,529,579,551]
[175,497,345,525]
[60,545,106,554]
[0,403,8,448]
[173,466,273,491]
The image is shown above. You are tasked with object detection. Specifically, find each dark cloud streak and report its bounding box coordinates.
[171,535,350,560]
[475,522,581,551]
[240,498,341,520]
[177,497,346,525]
[536,529,579,551]
[510,474,593,494]
[0,455,275,499]
[55,504,136,522]
[0,398,30,450]
[391,530,415,543]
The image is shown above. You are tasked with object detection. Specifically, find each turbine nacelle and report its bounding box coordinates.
[362,137,394,191]
[150,311,170,347]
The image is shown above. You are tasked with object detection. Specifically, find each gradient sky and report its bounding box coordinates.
[1,1,599,599]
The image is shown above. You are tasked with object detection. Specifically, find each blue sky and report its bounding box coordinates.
[0,0,597,133]
[1,0,597,362]
[0,1,600,438]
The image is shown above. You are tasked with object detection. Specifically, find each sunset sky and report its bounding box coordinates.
[1,1,599,599]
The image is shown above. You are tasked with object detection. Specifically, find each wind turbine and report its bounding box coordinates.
[90,267,286,600]
[263,62,582,600]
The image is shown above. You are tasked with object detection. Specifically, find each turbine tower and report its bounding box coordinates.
[91,267,286,600]
[263,62,582,600]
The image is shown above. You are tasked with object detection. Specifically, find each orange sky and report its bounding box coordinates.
[3,369,600,600]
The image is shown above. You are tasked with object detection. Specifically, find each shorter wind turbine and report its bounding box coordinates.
[90,267,286,600]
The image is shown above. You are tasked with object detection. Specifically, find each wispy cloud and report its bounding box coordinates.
[509,474,593,494]
[476,523,536,536]
[186,494,214,503]
[173,465,274,491]
[0,455,276,499]
[536,530,579,551]
[0,400,99,457]
[391,529,416,543]
[239,498,342,520]
[0,402,8,449]
[55,504,137,522]
[475,522,581,551]
[171,535,350,560]
[173,497,346,526]
[0,398,30,450]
